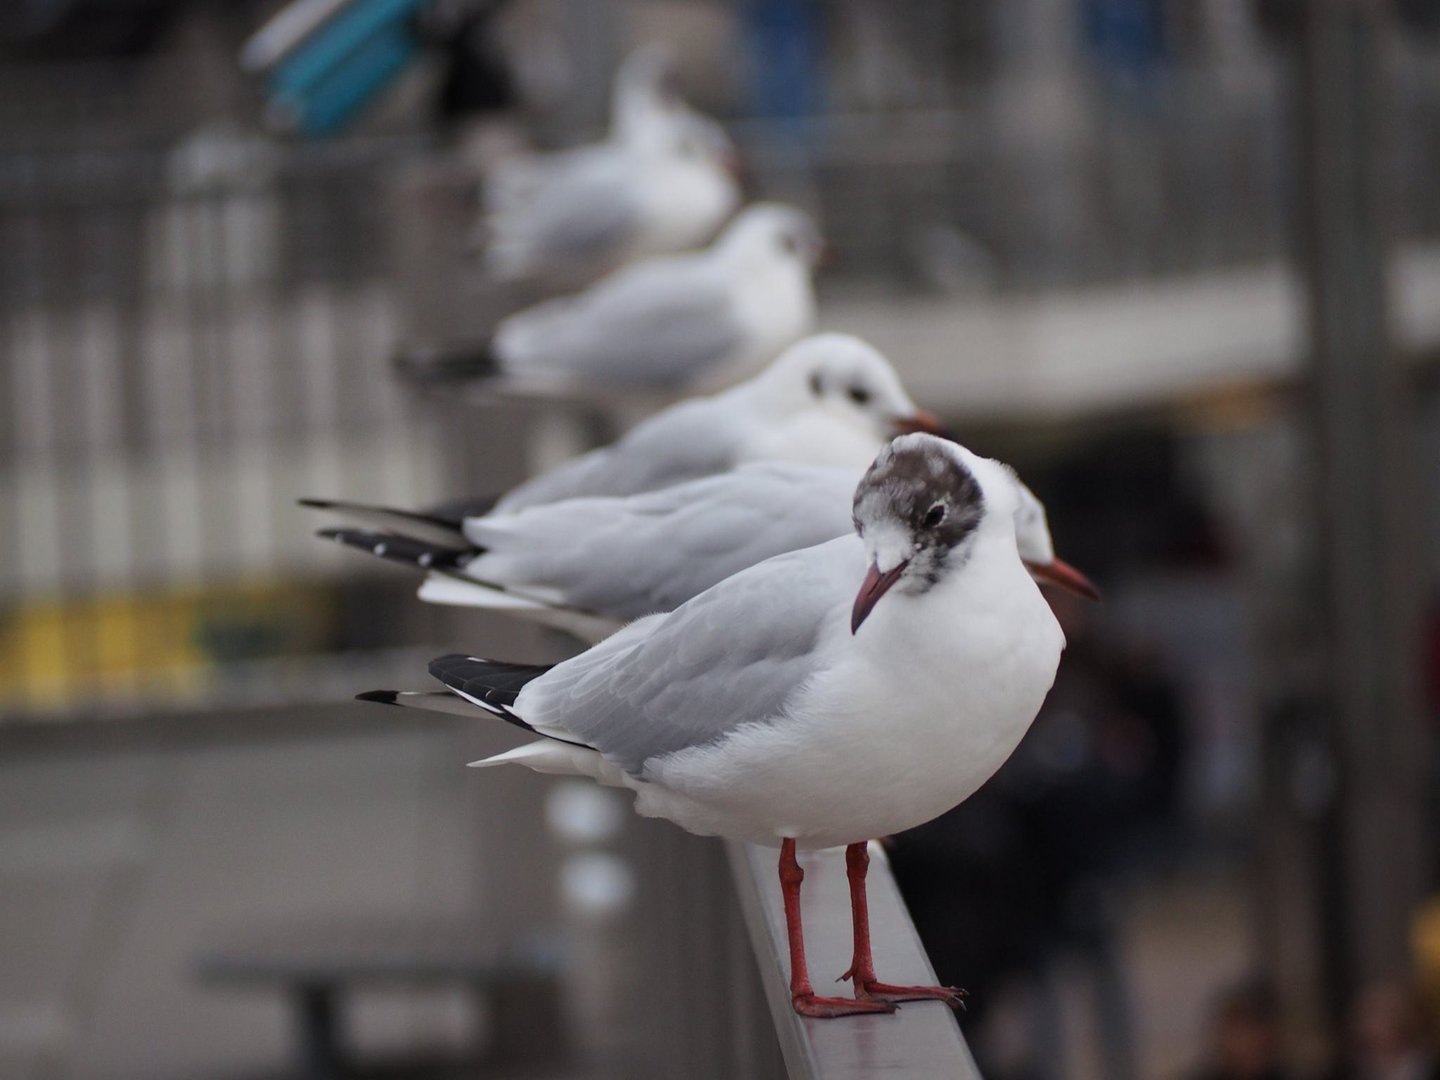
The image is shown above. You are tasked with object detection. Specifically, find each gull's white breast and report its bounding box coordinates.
[633,156,737,256]
[639,552,1064,850]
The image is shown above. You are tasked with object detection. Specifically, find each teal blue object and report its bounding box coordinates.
[270,0,425,99]
[273,19,418,136]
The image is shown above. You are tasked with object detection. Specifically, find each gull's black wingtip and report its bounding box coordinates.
[426,654,556,714]
[426,653,475,683]
[356,690,401,705]
[297,497,333,510]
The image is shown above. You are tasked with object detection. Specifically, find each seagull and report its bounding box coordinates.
[404,203,821,388]
[309,460,1098,642]
[359,434,1069,1017]
[315,464,861,641]
[364,335,932,523]
[479,46,741,285]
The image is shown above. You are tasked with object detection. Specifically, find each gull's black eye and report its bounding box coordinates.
[809,372,824,397]
[923,503,946,529]
[847,385,872,406]
[779,233,800,256]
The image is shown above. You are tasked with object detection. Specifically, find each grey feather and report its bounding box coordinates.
[490,394,750,512]
[497,266,743,386]
[467,464,858,620]
[513,536,865,774]
[506,171,642,263]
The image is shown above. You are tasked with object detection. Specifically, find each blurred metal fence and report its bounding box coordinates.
[749,60,1440,293]
[0,133,449,718]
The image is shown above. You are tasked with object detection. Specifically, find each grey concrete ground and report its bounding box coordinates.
[0,707,515,1080]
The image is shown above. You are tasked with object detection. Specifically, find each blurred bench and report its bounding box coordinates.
[196,915,564,1079]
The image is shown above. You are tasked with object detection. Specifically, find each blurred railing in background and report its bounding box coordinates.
[0,132,452,718]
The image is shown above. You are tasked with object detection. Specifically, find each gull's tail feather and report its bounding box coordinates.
[317,528,475,572]
[356,687,562,749]
[318,528,619,642]
[393,340,501,384]
[416,574,538,609]
[426,653,595,749]
[415,577,622,643]
[362,658,614,779]
[469,739,629,786]
[301,498,470,545]
[356,690,486,720]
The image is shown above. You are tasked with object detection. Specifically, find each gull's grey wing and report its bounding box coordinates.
[497,260,743,386]
[486,155,642,266]
[490,394,747,512]
[525,185,639,263]
[466,464,859,620]
[512,535,865,775]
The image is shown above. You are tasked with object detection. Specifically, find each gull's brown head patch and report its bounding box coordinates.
[852,435,985,590]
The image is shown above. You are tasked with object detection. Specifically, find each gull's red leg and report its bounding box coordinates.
[780,838,895,1018]
[838,841,967,1009]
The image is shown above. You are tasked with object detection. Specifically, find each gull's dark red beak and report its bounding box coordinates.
[1024,558,1101,601]
[724,146,746,178]
[892,408,947,437]
[852,561,907,633]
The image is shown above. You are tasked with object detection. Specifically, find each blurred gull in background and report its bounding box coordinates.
[478,44,741,285]
[402,203,822,388]
[318,463,861,641]
[308,458,1095,642]
[381,333,931,515]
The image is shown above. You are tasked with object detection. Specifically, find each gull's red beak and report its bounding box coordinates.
[725,149,757,197]
[1024,558,1101,602]
[892,408,947,437]
[852,561,907,633]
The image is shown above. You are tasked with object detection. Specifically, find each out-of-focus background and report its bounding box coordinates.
[2,1,1440,1078]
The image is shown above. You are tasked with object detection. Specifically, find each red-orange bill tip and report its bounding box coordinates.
[892,408,947,437]
[1024,557,1101,602]
[851,561,908,633]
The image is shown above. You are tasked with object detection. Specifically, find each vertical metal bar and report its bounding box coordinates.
[0,201,18,717]
[294,983,343,1080]
[1298,0,1430,996]
[56,194,97,716]
[111,183,153,705]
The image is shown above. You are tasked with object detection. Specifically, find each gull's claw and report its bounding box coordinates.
[793,992,898,1018]
[854,982,968,1010]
